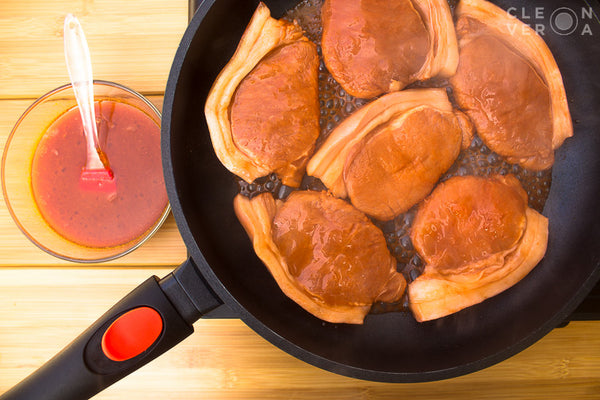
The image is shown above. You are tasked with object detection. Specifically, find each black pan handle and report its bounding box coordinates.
[0,258,222,400]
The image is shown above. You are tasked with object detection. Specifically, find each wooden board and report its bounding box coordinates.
[0,0,599,399]
[0,268,599,400]
[0,0,188,99]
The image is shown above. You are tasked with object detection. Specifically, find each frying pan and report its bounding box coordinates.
[2,0,600,398]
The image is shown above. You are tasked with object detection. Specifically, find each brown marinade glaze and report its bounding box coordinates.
[231,40,320,180]
[237,0,552,314]
[320,0,430,98]
[272,191,405,307]
[450,18,554,170]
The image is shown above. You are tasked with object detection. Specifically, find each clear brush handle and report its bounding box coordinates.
[63,14,104,170]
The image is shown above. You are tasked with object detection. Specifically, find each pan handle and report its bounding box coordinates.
[0,258,222,400]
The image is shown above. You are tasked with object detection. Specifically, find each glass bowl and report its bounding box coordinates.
[2,80,170,263]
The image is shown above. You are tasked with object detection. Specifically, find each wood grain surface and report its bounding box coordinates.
[0,0,188,99]
[0,0,598,399]
[1,268,599,400]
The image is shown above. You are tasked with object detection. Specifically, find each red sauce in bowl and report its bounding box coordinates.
[31,100,167,248]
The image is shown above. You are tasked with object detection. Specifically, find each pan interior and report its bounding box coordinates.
[164,0,600,381]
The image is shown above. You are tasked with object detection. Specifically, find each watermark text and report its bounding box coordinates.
[506,6,595,36]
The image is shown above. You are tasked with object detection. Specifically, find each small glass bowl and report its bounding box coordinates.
[2,80,170,263]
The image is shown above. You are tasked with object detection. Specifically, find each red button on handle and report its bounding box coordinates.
[101,307,163,362]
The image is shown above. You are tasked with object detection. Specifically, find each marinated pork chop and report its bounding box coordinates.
[205,3,320,187]
[230,40,319,185]
[321,0,458,98]
[234,191,406,324]
[409,175,549,322]
[449,0,572,170]
[307,89,470,221]
[343,106,464,221]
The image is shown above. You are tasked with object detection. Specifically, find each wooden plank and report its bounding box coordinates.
[0,267,598,399]
[0,98,187,266]
[1,1,599,399]
[0,0,188,99]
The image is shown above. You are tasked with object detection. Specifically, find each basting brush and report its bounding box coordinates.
[64,14,117,196]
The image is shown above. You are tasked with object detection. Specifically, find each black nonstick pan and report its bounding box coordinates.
[2,0,600,399]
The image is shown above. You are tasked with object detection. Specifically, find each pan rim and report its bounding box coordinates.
[161,0,600,383]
